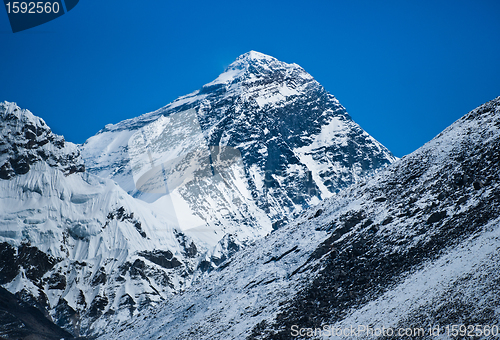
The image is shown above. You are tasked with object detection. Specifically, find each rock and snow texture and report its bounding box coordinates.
[0,102,200,337]
[0,52,396,338]
[101,97,500,340]
[82,51,396,254]
[0,286,76,340]
[0,102,84,179]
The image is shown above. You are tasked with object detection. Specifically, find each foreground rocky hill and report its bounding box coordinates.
[0,286,81,340]
[101,97,500,339]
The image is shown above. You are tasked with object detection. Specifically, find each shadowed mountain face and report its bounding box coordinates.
[100,98,500,340]
[0,286,82,340]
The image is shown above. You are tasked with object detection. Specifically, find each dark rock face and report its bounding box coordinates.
[105,206,147,238]
[53,299,81,337]
[426,211,447,224]
[0,242,58,285]
[0,243,18,284]
[47,272,67,290]
[187,52,396,218]
[174,231,198,258]
[88,295,109,319]
[0,243,61,331]
[0,102,85,180]
[0,286,83,340]
[139,250,182,269]
[0,161,15,180]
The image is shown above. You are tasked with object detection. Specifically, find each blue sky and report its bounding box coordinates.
[1,0,499,157]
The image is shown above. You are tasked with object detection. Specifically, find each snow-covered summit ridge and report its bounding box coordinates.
[0,101,84,180]
[204,50,310,87]
[226,50,278,71]
[237,50,276,62]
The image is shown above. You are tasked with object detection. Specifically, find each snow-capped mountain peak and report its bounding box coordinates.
[227,50,279,73]
[204,50,310,88]
[82,51,396,262]
[237,50,275,62]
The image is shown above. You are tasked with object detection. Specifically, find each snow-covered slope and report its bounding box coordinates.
[0,102,201,337]
[102,97,500,340]
[82,51,396,262]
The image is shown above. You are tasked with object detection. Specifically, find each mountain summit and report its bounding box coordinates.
[236,50,276,61]
[218,50,280,72]
[82,51,396,261]
[203,50,302,87]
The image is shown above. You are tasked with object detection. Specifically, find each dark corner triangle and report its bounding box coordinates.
[5,0,65,33]
[64,0,79,12]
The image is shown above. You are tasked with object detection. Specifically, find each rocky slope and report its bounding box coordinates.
[100,97,500,340]
[0,286,80,340]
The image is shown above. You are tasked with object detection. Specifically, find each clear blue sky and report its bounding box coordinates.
[1,0,499,157]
